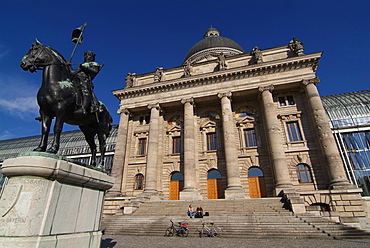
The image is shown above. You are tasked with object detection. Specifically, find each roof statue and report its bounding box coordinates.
[154,67,163,82]
[289,37,304,56]
[125,72,136,87]
[251,46,263,64]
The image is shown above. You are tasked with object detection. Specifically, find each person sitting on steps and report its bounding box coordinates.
[195,205,203,218]
[187,205,195,218]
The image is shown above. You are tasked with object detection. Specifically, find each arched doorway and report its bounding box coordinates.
[169,172,183,200]
[248,167,267,198]
[207,169,223,199]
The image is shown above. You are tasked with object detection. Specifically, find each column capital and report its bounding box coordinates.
[302,77,320,86]
[258,84,274,93]
[117,107,130,115]
[218,91,232,99]
[148,103,161,110]
[181,97,194,105]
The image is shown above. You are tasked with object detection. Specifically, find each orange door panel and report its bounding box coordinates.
[249,176,267,198]
[259,176,267,197]
[248,176,260,198]
[207,179,217,199]
[208,178,222,199]
[170,180,180,200]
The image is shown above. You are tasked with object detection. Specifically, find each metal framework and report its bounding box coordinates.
[322,90,370,196]
[0,125,118,174]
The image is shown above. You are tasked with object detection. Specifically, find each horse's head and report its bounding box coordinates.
[20,40,61,73]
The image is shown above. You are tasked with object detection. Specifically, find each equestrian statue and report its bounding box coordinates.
[20,40,112,170]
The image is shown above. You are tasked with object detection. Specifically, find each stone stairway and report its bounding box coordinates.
[101,198,370,239]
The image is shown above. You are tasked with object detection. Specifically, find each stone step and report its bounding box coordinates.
[102,198,370,239]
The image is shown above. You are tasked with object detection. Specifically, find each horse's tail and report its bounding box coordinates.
[98,102,113,137]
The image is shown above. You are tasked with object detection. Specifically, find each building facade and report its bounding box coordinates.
[1,28,368,226]
[109,28,354,205]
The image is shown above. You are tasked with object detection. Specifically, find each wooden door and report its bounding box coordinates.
[248,176,267,198]
[207,178,222,199]
[169,180,180,200]
[169,180,183,200]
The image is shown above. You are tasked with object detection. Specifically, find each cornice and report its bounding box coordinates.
[112,52,323,100]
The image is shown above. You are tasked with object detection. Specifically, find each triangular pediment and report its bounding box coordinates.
[167,125,181,132]
[201,120,216,128]
[238,116,255,123]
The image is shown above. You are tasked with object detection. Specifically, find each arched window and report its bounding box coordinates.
[171,172,183,181]
[248,167,264,177]
[208,169,222,179]
[135,173,144,190]
[296,164,313,183]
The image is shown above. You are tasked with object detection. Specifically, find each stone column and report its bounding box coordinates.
[143,103,160,195]
[259,85,293,194]
[302,78,352,188]
[180,98,202,200]
[108,107,130,196]
[218,92,245,199]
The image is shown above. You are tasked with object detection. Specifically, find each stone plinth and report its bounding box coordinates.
[0,154,115,248]
[300,188,369,229]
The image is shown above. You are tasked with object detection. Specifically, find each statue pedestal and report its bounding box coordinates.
[0,154,115,248]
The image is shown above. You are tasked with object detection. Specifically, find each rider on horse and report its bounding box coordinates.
[73,51,103,115]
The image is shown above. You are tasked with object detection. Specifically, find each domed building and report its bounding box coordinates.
[107,27,369,227]
[1,27,368,228]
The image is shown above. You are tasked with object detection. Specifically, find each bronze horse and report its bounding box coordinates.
[20,40,112,170]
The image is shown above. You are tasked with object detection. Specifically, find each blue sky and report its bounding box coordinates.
[0,0,369,140]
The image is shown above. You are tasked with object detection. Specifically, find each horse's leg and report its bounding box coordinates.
[79,126,97,166]
[34,112,52,152]
[97,129,108,172]
[47,114,65,153]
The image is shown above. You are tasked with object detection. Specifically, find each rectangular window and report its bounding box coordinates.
[172,136,182,154]
[278,95,295,106]
[139,116,150,125]
[278,96,286,106]
[287,95,295,105]
[138,138,147,155]
[243,129,257,147]
[286,121,303,142]
[206,132,218,150]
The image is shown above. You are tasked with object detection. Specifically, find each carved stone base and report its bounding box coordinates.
[224,187,245,199]
[180,189,202,200]
[0,154,115,248]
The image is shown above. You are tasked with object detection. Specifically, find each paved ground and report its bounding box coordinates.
[101,235,370,248]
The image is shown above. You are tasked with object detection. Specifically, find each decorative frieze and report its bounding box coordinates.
[113,54,322,100]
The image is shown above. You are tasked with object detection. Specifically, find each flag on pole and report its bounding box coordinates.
[71,23,87,44]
